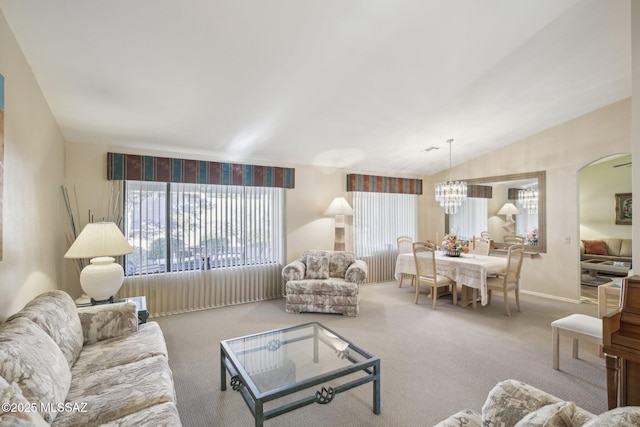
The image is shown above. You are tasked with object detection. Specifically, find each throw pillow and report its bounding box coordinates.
[304,255,329,279]
[482,379,561,427]
[514,402,575,427]
[583,406,640,426]
[582,240,608,256]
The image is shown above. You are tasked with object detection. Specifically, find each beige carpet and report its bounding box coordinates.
[156,281,608,426]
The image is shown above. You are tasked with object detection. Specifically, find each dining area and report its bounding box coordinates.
[395,234,525,316]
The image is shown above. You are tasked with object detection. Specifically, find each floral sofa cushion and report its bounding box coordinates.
[6,290,84,368]
[513,401,576,427]
[435,379,598,427]
[0,317,72,424]
[583,406,640,426]
[0,375,49,426]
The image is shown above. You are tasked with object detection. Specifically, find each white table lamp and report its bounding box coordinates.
[497,202,521,233]
[64,222,133,304]
[324,197,354,251]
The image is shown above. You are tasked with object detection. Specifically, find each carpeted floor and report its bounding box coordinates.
[156,281,608,427]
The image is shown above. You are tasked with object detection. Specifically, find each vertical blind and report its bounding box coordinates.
[120,181,284,316]
[352,192,418,283]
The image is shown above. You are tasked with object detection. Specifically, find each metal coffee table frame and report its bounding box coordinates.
[220,322,380,427]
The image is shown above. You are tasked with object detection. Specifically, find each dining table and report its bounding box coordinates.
[394,252,509,307]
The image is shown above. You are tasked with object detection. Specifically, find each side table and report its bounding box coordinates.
[76,295,149,324]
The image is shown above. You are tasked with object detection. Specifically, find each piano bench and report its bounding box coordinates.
[551,314,602,370]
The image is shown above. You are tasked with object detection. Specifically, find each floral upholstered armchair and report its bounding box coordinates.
[282,250,368,316]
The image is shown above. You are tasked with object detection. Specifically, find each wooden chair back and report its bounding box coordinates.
[412,241,438,283]
[474,238,491,256]
[503,244,525,283]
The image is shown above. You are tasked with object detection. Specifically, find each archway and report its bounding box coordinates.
[578,153,632,303]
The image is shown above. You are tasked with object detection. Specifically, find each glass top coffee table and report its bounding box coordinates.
[220,322,380,427]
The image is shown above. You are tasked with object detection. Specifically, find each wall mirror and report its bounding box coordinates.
[445,171,546,253]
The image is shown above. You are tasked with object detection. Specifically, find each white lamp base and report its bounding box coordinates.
[80,256,125,303]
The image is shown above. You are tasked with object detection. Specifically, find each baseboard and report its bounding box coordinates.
[519,289,581,304]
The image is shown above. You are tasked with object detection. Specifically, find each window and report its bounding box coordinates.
[124,181,283,275]
[447,197,488,240]
[353,192,418,256]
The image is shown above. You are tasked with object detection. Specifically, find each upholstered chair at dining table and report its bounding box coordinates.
[412,241,455,309]
[397,236,415,287]
[487,244,525,316]
[473,238,491,256]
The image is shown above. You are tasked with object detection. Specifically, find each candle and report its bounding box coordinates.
[472,236,476,250]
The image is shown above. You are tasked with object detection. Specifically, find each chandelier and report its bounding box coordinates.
[434,139,467,214]
[517,188,538,214]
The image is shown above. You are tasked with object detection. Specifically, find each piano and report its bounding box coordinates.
[603,275,640,409]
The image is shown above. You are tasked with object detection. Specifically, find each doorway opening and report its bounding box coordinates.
[578,153,632,305]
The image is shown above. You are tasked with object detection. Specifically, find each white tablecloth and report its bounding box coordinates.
[394,253,508,306]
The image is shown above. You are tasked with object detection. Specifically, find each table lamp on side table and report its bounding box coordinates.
[64,222,133,305]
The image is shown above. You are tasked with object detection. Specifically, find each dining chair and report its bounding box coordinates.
[474,238,491,256]
[397,236,415,287]
[412,242,456,309]
[504,235,525,244]
[487,244,525,316]
[480,231,491,239]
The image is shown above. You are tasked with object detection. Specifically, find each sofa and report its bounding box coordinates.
[282,250,368,316]
[0,290,181,426]
[581,238,632,264]
[435,379,640,426]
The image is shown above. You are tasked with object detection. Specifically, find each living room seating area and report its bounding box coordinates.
[282,250,368,316]
[0,290,180,426]
[581,239,632,264]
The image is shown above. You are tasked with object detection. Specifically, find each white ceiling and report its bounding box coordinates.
[0,0,631,176]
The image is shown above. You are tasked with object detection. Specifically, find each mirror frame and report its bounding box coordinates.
[446,170,546,253]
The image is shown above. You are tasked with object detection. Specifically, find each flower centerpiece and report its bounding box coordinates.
[526,228,538,245]
[441,232,468,257]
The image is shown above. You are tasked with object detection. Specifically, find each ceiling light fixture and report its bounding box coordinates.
[517,188,538,214]
[435,139,467,214]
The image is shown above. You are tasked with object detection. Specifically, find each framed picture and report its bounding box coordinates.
[615,192,632,225]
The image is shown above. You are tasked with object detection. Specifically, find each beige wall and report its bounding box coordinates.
[0,11,66,320]
[579,154,632,240]
[424,99,632,302]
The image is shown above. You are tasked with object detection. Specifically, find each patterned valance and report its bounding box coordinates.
[107,152,295,189]
[347,174,422,195]
[468,184,492,198]
[508,188,520,200]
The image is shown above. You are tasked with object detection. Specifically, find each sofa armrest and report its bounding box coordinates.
[345,260,368,284]
[77,302,138,345]
[282,260,305,281]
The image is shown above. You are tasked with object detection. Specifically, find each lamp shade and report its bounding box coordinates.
[64,222,133,259]
[497,203,521,216]
[323,197,354,216]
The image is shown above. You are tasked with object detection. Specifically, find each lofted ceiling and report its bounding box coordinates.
[0,0,631,176]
